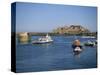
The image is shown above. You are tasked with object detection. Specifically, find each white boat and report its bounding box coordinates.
[81,36,96,38]
[84,40,97,47]
[74,47,82,52]
[32,34,53,44]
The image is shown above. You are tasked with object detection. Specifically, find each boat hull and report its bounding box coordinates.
[72,45,83,54]
[74,47,82,51]
[32,40,53,44]
[84,43,95,47]
[73,46,83,55]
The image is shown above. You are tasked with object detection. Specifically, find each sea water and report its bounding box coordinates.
[16,36,97,72]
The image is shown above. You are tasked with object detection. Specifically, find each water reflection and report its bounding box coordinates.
[17,37,31,45]
[40,43,51,47]
[32,43,53,50]
[73,51,82,58]
[18,41,29,44]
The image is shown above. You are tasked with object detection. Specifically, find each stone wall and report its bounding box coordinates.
[18,32,29,42]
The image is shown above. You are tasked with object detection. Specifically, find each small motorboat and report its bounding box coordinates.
[32,34,53,44]
[84,40,97,47]
[81,36,96,39]
[74,46,82,52]
[72,45,83,52]
[72,39,83,55]
[73,46,83,55]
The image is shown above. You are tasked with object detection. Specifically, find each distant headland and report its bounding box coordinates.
[16,25,97,36]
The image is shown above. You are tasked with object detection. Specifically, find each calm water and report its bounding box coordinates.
[16,36,97,72]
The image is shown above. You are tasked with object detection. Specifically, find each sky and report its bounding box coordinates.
[15,2,97,32]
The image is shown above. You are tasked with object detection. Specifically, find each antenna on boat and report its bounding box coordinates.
[46,33,49,38]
